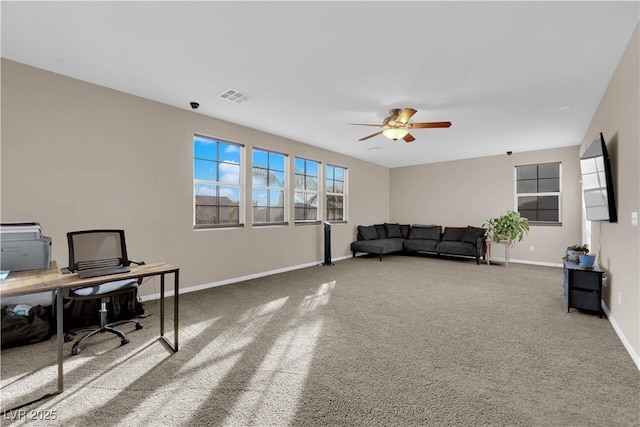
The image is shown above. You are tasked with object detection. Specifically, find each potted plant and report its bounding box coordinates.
[566,244,589,262]
[578,252,596,268]
[482,210,530,245]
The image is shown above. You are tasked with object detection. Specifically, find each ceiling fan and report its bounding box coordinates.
[349,108,451,143]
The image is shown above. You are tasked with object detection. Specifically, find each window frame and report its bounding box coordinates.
[514,162,562,226]
[294,157,321,224]
[193,134,244,229]
[326,164,347,223]
[251,147,288,226]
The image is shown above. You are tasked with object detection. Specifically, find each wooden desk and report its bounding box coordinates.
[0,261,179,400]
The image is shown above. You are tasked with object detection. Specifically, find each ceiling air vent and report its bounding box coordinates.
[218,88,252,105]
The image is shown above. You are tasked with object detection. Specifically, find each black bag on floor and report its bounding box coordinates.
[1,305,54,349]
[63,288,144,331]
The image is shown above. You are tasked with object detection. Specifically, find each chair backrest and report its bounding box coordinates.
[67,230,130,272]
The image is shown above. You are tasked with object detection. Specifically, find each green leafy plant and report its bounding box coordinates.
[569,244,589,253]
[483,210,530,245]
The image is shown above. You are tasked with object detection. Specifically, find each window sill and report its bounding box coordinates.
[194,223,244,230]
[294,220,322,226]
[528,221,562,227]
[253,222,289,227]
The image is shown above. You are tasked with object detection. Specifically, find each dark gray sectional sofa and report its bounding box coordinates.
[351,223,486,264]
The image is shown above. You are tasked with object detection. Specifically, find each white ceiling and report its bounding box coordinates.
[2,2,638,168]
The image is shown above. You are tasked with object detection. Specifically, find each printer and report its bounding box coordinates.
[0,222,52,272]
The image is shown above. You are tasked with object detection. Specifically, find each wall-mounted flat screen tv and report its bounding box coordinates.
[579,132,617,222]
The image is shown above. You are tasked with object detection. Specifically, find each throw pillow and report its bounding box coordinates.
[358,225,379,241]
[384,223,402,238]
[374,224,387,239]
[442,227,467,241]
[408,225,442,241]
[399,224,411,239]
[462,226,486,244]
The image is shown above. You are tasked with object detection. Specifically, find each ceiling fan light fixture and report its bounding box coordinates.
[350,108,451,141]
[383,128,409,140]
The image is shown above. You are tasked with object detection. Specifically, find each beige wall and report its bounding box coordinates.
[0,59,390,295]
[389,146,583,264]
[579,24,639,364]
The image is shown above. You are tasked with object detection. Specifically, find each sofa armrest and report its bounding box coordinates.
[477,237,487,257]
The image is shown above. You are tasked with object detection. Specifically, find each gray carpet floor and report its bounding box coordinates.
[1,255,639,426]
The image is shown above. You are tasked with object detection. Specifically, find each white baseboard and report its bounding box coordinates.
[601,300,640,371]
[490,257,563,268]
[140,255,352,302]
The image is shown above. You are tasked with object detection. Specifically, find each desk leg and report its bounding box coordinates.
[506,244,510,267]
[159,272,179,352]
[173,270,179,351]
[160,274,165,337]
[55,289,64,393]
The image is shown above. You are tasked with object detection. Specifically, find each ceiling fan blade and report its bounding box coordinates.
[396,108,417,124]
[358,131,383,141]
[348,123,384,127]
[410,121,452,129]
[403,133,415,143]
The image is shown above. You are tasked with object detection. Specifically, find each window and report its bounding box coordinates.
[515,162,561,224]
[252,148,287,224]
[294,157,320,222]
[326,164,346,222]
[193,135,243,228]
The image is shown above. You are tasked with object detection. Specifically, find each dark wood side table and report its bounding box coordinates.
[563,259,604,318]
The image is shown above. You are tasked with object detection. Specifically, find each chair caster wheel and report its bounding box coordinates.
[135,323,143,330]
[72,347,81,356]
[121,338,130,346]
[64,333,75,342]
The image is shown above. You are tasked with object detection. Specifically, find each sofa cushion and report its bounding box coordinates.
[399,224,411,239]
[408,225,441,241]
[384,223,402,238]
[442,227,467,242]
[404,239,438,253]
[374,224,387,239]
[358,225,379,241]
[462,226,485,244]
[351,238,405,255]
[436,241,477,257]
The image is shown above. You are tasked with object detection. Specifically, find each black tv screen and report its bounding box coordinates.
[580,132,617,222]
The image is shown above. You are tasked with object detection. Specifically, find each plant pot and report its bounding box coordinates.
[578,254,596,268]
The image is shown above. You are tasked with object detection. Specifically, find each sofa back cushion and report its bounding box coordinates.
[442,227,467,242]
[358,225,379,241]
[374,224,387,239]
[408,225,442,241]
[399,224,411,239]
[462,226,486,244]
[384,223,402,238]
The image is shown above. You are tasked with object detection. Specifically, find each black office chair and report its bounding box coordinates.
[64,230,144,355]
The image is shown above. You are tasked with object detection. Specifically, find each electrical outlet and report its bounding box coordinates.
[632,211,638,227]
[529,245,534,252]
[618,292,622,305]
